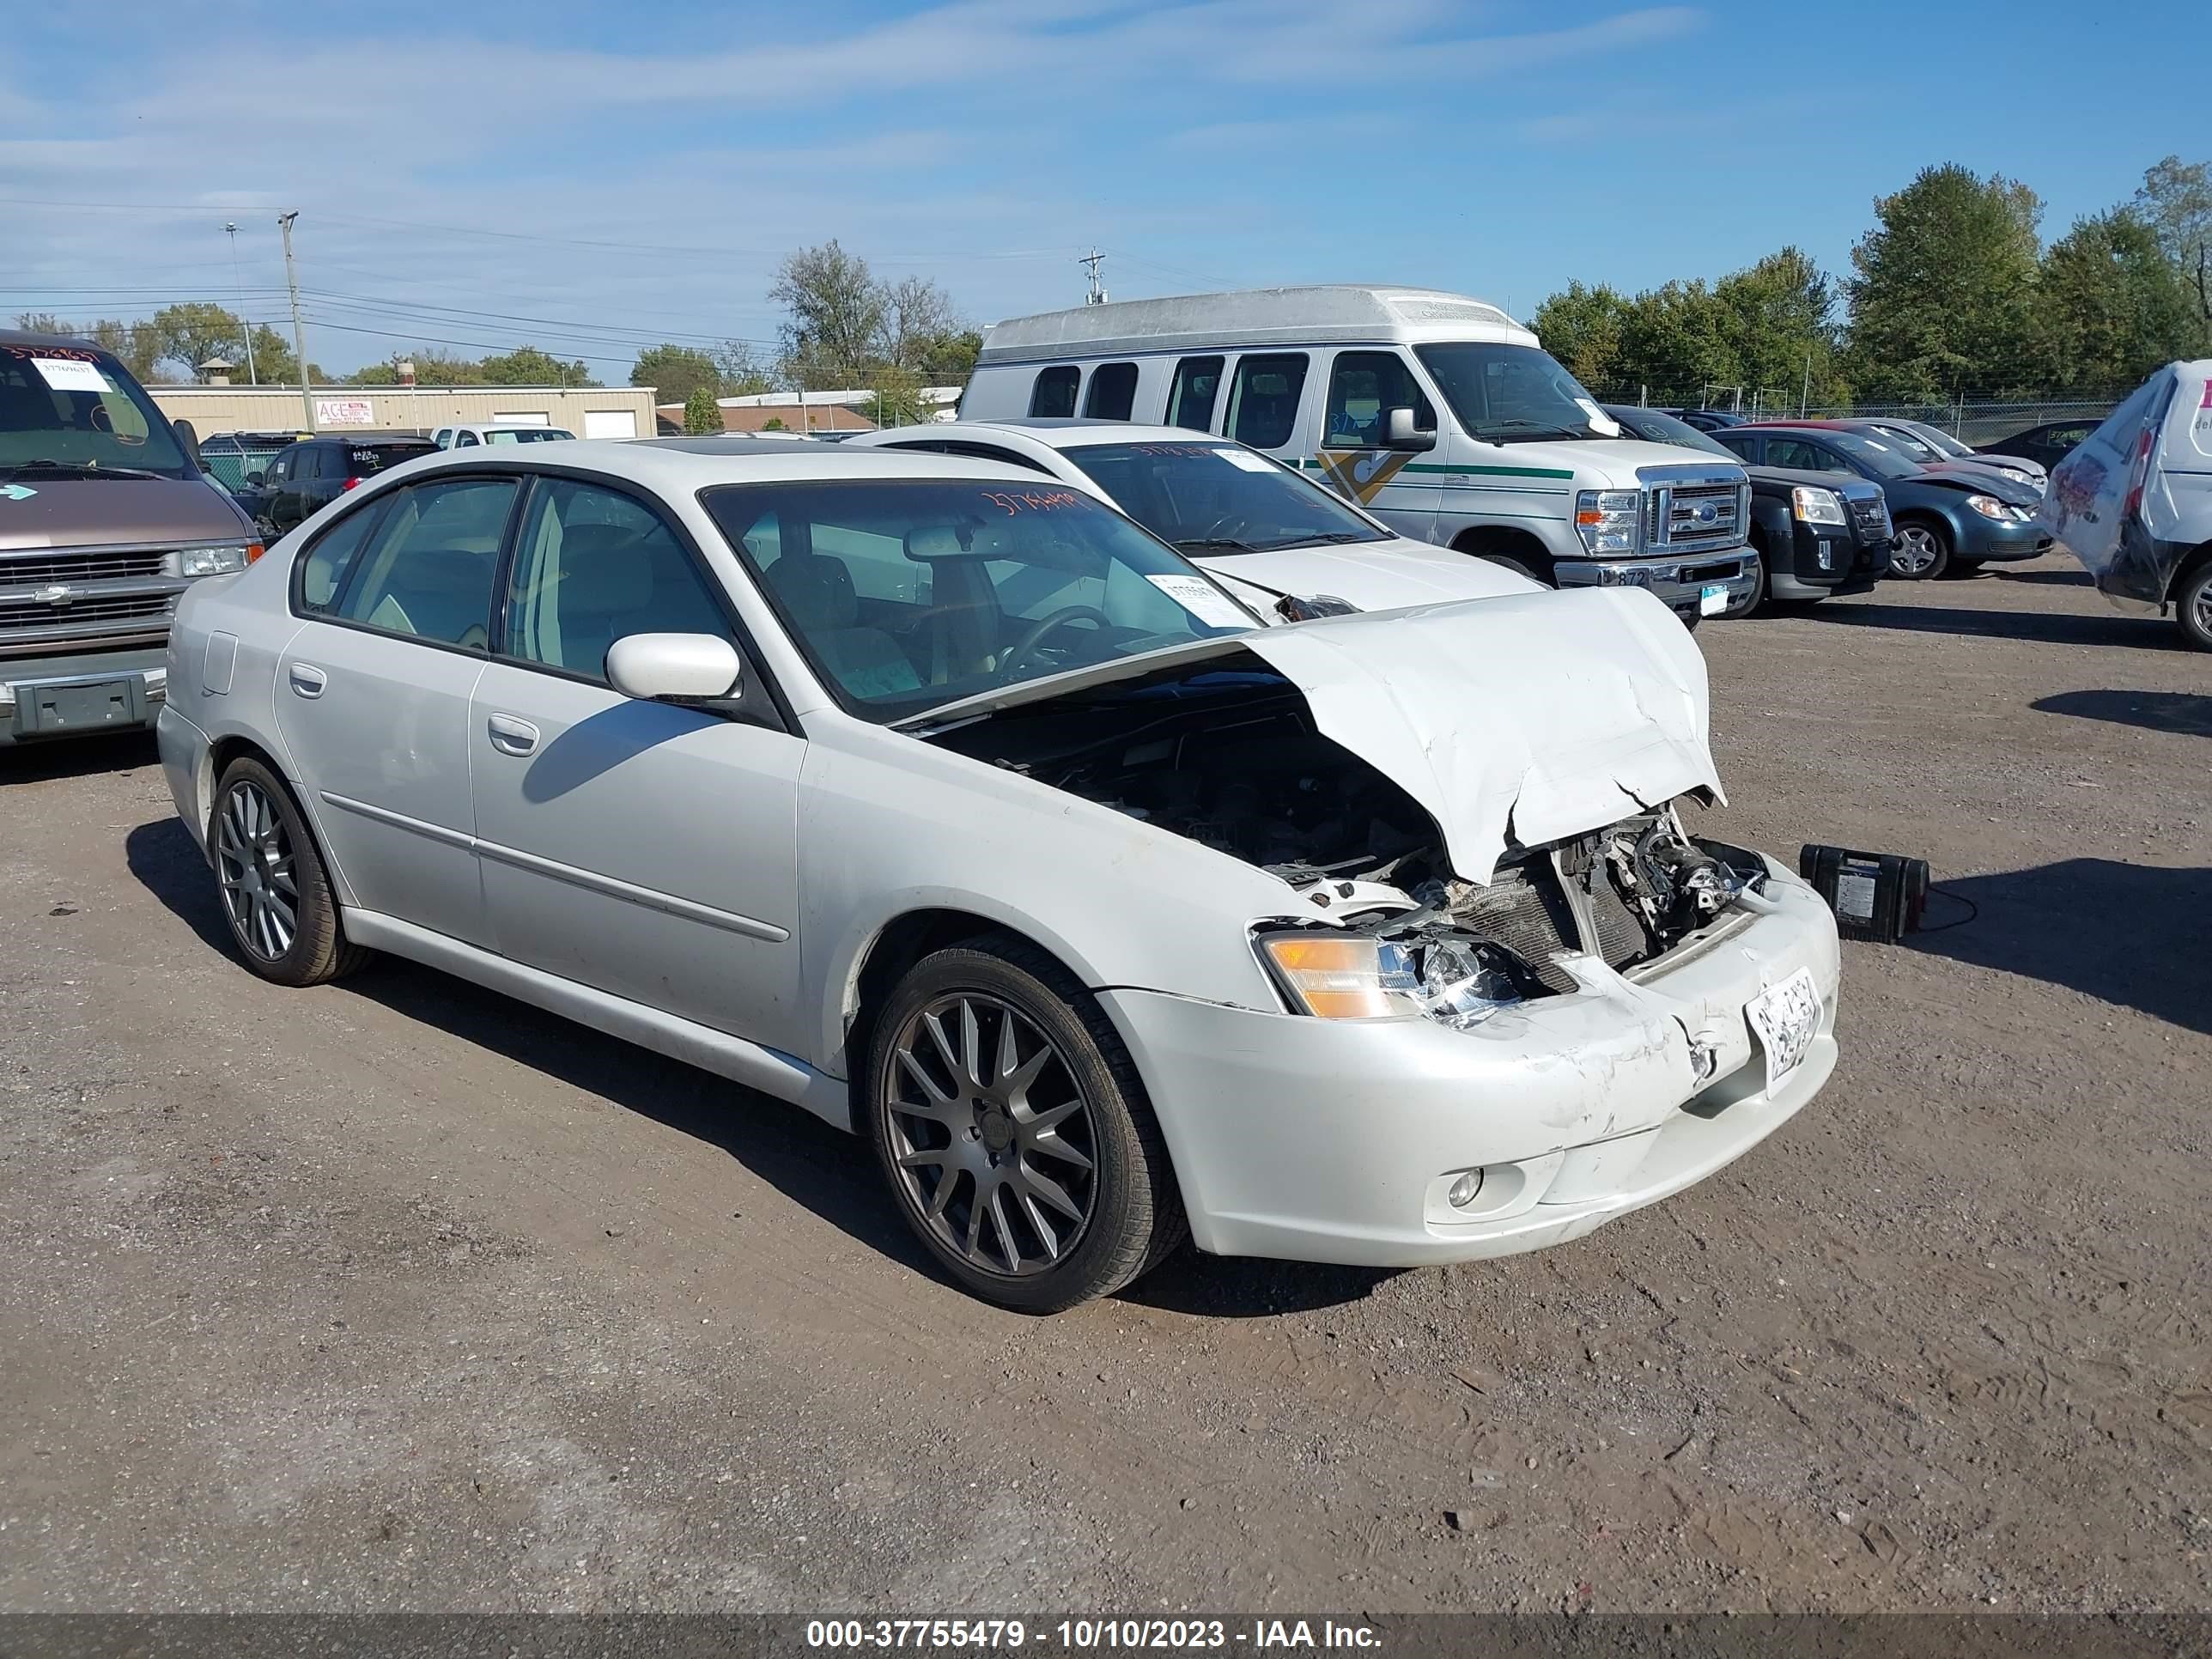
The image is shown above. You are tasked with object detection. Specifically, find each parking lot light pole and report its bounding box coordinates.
[277,210,314,431]
[223,222,258,386]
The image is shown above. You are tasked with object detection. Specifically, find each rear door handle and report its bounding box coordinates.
[288,663,327,699]
[486,713,539,757]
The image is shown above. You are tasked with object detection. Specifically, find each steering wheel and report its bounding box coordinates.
[1194,513,1252,544]
[1001,605,1111,675]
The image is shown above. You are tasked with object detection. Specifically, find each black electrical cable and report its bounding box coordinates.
[1914,885,1979,934]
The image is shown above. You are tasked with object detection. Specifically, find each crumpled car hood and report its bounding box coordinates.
[902,586,1722,885]
[1240,586,1723,883]
[1195,537,1542,612]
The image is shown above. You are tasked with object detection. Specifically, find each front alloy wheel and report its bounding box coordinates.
[868,940,1184,1311]
[1890,522,1949,580]
[2179,562,2212,653]
[883,992,1099,1278]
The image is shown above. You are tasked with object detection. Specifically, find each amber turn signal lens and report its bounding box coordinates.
[245,544,265,562]
[1261,935,1404,1018]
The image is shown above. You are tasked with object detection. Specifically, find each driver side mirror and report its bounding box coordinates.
[606,633,743,705]
[171,417,203,469]
[245,471,266,489]
[1385,406,1436,451]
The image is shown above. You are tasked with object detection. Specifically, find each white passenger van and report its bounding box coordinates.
[961,286,1759,623]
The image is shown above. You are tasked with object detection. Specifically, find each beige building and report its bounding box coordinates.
[149,384,660,440]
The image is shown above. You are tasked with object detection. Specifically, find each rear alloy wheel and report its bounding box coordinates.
[2179,561,2212,653]
[212,757,368,987]
[1889,520,1950,580]
[868,941,1183,1311]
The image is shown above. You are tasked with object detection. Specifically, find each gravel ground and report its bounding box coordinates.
[1,552,2207,1615]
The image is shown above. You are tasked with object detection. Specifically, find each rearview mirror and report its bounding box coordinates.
[1385,406,1436,451]
[606,633,743,703]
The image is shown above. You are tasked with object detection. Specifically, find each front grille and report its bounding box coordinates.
[1648,482,1745,549]
[0,591,175,630]
[1849,495,1891,542]
[1451,861,1581,995]
[0,549,168,584]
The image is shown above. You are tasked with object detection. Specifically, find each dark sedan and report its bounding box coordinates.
[1606,406,1892,612]
[1981,417,2100,473]
[1713,426,2050,580]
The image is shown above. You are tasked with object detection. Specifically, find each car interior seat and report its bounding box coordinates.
[763,550,923,700]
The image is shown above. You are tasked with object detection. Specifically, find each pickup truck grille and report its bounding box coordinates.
[0,591,176,629]
[0,549,169,583]
[1648,481,1746,549]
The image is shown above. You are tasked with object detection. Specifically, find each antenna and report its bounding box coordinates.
[1079,248,1108,307]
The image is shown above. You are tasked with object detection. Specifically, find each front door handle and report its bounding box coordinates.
[288,662,327,699]
[486,713,540,757]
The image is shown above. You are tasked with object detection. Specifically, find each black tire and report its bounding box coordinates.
[864,937,1186,1313]
[2178,560,2212,653]
[1720,540,1768,619]
[210,757,370,987]
[1889,519,1950,580]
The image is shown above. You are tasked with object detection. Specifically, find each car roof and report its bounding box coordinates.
[376,436,1066,491]
[860,419,1223,451]
[0,326,104,351]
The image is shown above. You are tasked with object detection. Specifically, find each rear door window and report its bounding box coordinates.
[1082,362,1139,422]
[1165,356,1224,430]
[1224,354,1309,451]
[326,476,517,650]
[1028,366,1080,418]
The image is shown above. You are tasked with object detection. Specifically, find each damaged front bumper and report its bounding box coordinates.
[1100,856,1839,1267]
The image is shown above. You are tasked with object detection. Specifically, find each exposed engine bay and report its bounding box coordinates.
[922,658,1766,1025]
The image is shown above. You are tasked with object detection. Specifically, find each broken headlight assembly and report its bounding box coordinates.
[1256,929,1536,1030]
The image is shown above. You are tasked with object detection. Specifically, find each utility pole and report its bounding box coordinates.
[1079,248,1107,307]
[223,222,258,386]
[277,211,314,430]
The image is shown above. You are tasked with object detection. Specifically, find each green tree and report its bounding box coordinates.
[2133,155,2212,337]
[712,341,775,396]
[14,311,73,336]
[1845,164,2043,400]
[1531,282,1630,387]
[2033,210,2201,391]
[477,345,595,386]
[1712,248,1848,407]
[864,364,932,428]
[681,386,724,434]
[770,240,889,388]
[761,416,787,432]
[87,319,162,380]
[146,301,251,378]
[919,327,983,385]
[632,343,724,404]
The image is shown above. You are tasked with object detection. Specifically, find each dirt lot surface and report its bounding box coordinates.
[3,553,2208,1616]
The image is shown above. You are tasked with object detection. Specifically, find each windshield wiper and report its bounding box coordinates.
[1172,537,1267,556]
[0,459,164,481]
[1468,420,1588,443]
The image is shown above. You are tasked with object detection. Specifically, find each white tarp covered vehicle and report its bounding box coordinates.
[2041,359,2212,650]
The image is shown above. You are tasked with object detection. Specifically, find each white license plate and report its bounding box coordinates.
[1698,582,1729,616]
[1746,967,1822,1091]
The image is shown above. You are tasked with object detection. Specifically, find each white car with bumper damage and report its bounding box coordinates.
[156,438,1839,1311]
[844,419,1540,621]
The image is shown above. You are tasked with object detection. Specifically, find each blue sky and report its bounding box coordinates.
[3,0,2206,378]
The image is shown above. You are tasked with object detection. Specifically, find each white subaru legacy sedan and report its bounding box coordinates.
[156,440,1840,1311]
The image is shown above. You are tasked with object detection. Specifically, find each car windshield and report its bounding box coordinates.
[1906,423,1973,459]
[1061,439,1388,552]
[1866,423,1943,462]
[1413,342,1607,441]
[1820,431,1921,479]
[483,428,574,444]
[705,477,1258,723]
[0,344,191,479]
[1608,408,1735,460]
